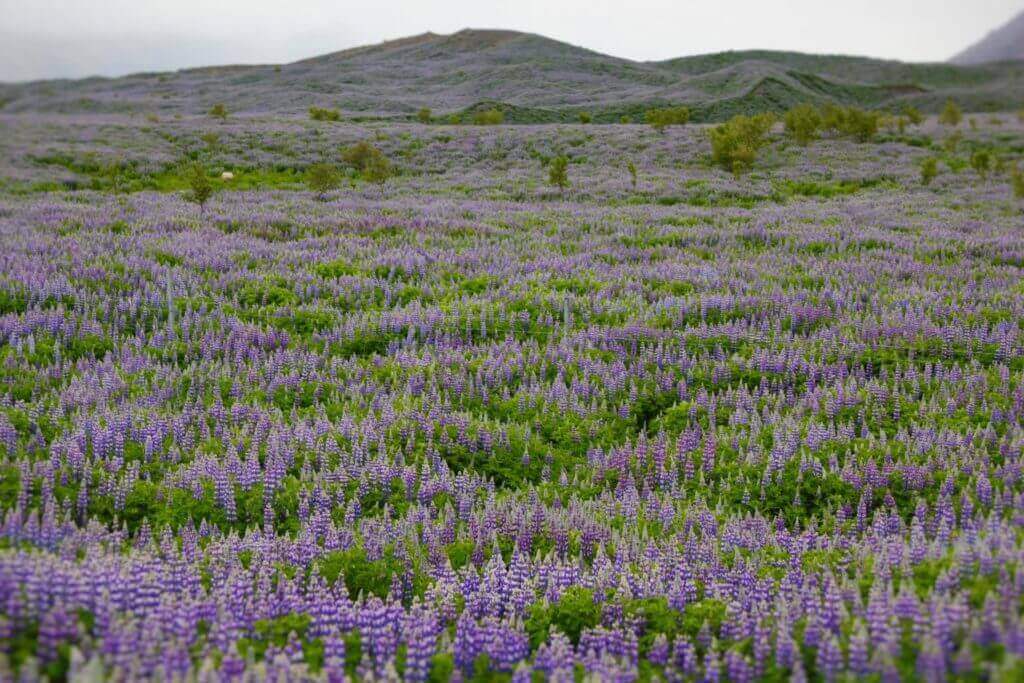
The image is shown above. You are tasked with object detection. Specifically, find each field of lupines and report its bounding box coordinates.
[2,111,1024,682]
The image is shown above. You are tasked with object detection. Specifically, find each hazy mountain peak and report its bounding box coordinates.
[951,9,1024,65]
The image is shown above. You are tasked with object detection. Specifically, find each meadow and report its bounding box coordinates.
[1,107,1024,681]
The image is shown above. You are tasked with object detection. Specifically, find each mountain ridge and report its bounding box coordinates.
[1,28,1022,121]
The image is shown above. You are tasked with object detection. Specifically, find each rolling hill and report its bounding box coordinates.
[2,28,1023,122]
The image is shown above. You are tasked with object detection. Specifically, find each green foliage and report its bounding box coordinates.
[305,163,343,200]
[943,130,963,154]
[317,548,401,599]
[645,106,690,133]
[709,113,775,175]
[938,99,962,127]
[626,160,638,190]
[920,157,938,186]
[525,587,602,647]
[472,109,504,125]
[416,107,432,124]
[784,104,822,146]
[309,106,341,122]
[970,149,992,180]
[182,163,213,211]
[547,155,570,195]
[902,105,924,126]
[578,112,592,124]
[1011,165,1024,199]
[341,141,384,171]
[342,142,393,184]
[821,105,879,142]
[208,103,228,121]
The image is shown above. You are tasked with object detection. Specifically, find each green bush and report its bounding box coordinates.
[920,157,938,186]
[784,104,822,146]
[578,112,592,124]
[548,155,570,195]
[939,99,962,127]
[902,105,924,126]
[709,113,775,175]
[525,587,602,647]
[821,105,879,142]
[970,150,992,180]
[182,163,213,212]
[416,107,432,124]
[626,160,638,190]
[309,106,341,122]
[472,109,504,125]
[318,548,401,599]
[208,103,228,121]
[342,142,393,183]
[645,106,690,133]
[1011,165,1024,199]
[306,163,343,200]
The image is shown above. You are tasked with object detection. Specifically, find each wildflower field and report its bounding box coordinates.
[1,111,1024,681]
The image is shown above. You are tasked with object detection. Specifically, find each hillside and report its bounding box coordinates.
[951,9,1024,65]
[2,28,1023,121]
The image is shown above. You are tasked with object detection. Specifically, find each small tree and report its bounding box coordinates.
[183,163,213,212]
[709,113,775,175]
[578,112,592,124]
[844,108,880,143]
[784,104,822,146]
[645,106,690,134]
[1011,165,1024,199]
[620,115,632,124]
[306,163,342,200]
[363,154,393,186]
[417,108,432,124]
[943,130,962,154]
[970,150,991,180]
[938,99,962,127]
[209,103,228,122]
[626,160,638,190]
[920,157,938,186]
[548,155,569,195]
[902,105,924,126]
[342,141,386,172]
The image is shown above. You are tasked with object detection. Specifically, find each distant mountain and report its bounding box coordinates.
[2,28,1023,121]
[951,10,1024,65]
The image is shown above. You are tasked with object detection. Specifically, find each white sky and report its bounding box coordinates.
[1,0,1021,82]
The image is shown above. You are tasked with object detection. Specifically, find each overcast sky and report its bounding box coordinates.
[1,0,1020,82]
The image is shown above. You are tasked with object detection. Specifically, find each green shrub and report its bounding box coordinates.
[970,149,992,180]
[645,106,690,133]
[578,112,592,124]
[318,548,401,599]
[626,160,638,190]
[416,107,432,124]
[784,104,822,146]
[1011,165,1024,199]
[208,103,228,121]
[902,105,924,126]
[548,155,570,195]
[843,108,880,142]
[182,163,213,212]
[309,106,341,122]
[943,130,962,154]
[363,154,393,185]
[306,163,343,200]
[620,115,632,124]
[342,141,392,184]
[525,587,602,647]
[920,157,938,186]
[709,113,775,175]
[939,99,962,127]
[472,109,504,125]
